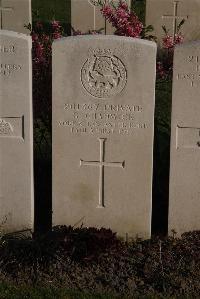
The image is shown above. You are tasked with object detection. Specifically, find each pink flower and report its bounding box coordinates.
[52,32,62,40]
[156,62,167,79]
[101,4,114,19]
[162,33,184,49]
[73,29,82,36]
[174,33,184,44]
[42,34,50,43]
[116,7,129,20]
[101,1,143,38]
[32,33,38,43]
[33,42,46,64]
[162,35,174,49]
[118,0,128,10]
[51,20,61,31]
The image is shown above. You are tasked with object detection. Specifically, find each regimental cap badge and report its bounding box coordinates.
[81,48,127,98]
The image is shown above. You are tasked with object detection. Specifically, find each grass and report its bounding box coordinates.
[0,284,130,299]
[0,283,192,299]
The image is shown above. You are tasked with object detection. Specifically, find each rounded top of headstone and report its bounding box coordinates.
[53,35,157,49]
[0,30,31,40]
[175,40,200,49]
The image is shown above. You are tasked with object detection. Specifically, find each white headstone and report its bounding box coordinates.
[0,30,33,233]
[52,35,156,239]
[71,0,131,34]
[169,41,200,236]
[0,0,31,34]
[146,0,200,46]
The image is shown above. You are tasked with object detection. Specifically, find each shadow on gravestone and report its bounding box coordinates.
[33,65,52,233]
[151,79,172,236]
[152,127,170,236]
[32,1,71,234]
[34,154,52,233]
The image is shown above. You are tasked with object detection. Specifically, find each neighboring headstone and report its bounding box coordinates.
[0,31,33,233]
[146,0,200,46]
[71,0,131,34]
[169,41,200,236]
[52,35,156,239]
[0,0,31,34]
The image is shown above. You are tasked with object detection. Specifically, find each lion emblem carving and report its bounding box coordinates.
[81,51,127,98]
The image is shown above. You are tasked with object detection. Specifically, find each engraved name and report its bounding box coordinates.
[176,55,200,87]
[0,45,15,53]
[64,103,142,112]
[0,63,22,76]
[58,102,148,136]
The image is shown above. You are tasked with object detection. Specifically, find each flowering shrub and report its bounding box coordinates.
[100,0,143,37]
[162,33,184,49]
[156,25,184,80]
[31,20,65,159]
[32,20,63,73]
[97,0,185,80]
[31,20,64,121]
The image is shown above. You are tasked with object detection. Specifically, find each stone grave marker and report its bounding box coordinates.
[0,30,33,233]
[146,0,200,46]
[169,41,200,236]
[0,0,31,34]
[71,0,131,34]
[52,35,156,239]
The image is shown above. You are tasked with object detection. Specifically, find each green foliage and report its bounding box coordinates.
[155,80,172,136]
[152,80,172,234]
[0,283,127,299]
[1,284,193,299]
[132,0,146,24]
[0,228,200,298]
[0,283,196,298]
[32,0,71,34]
[32,0,71,23]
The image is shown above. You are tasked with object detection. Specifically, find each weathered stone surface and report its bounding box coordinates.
[52,35,156,239]
[71,0,131,34]
[169,41,200,236]
[0,31,33,233]
[0,0,31,34]
[146,0,200,45]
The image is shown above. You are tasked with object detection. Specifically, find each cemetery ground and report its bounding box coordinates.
[0,227,199,298]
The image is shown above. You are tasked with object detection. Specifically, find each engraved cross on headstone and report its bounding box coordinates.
[80,138,125,208]
[162,1,188,40]
[88,0,107,33]
[0,0,13,29]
